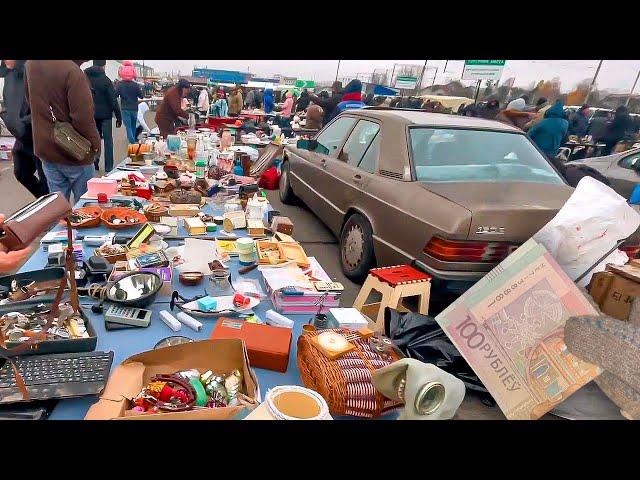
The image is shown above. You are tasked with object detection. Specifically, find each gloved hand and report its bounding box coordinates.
[565,315,640,419]
[116,120,122,128]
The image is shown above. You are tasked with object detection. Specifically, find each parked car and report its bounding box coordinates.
[566,148,640,200]
[279,108,575,293]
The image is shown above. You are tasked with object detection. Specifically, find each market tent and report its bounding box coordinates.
[417,95,474,111]
[373,84,399,96]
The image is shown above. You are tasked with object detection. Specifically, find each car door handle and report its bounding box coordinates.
[353,174,363,184]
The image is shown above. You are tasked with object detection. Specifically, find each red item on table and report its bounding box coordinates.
[97,193,108,203]
[258,167,280,190]
[233,293,250,307]
[135,187,152,200]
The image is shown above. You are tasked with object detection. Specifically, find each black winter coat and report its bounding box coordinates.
[0,61,33,151]
[84,66,122,122]
[115,80,143,111]
[568,112,588,137]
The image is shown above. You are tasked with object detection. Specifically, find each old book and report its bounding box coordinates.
[436,239,601,420]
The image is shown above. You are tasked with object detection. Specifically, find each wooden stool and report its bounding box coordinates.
[353,265,431,331]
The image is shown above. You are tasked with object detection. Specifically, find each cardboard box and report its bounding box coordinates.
[84,339,258,420]
[210,318,292,373]
[588,264,640,320]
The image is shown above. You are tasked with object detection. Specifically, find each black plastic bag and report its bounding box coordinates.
[384,307,494,401]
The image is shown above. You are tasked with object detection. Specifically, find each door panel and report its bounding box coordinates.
[289,117,358,233]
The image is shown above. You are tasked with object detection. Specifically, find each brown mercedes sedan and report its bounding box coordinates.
[280,108,573,293]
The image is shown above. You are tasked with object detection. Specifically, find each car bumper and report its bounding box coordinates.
[414,260,484,294]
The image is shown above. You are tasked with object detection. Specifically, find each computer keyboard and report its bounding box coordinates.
[0,351,114,404]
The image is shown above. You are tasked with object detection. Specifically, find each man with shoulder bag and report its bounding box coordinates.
[24,60,101,202]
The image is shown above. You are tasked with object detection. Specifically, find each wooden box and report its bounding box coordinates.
[256,240,285,265]
[247,218,266,237]
[169,204,201,217]
[185,217,207,235]
[272,216,294,236]
[278,242,309,268]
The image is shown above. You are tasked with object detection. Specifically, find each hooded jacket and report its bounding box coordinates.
[280,92,294,117]
[295,90,310,112]
[25,60,101,165]
[0,61,32,146]
[527,101,569,157]
[568,109,589,137]
[263,89,274,114]
[603,108,634,144]
[329,79,365,121]
[118,60,137,81]
[84,65,122,122]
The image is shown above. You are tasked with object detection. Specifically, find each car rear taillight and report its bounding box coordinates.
[423,236,518,263]
[620,242,640,259]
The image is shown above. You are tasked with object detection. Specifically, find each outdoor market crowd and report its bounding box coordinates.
[1,60,639,272]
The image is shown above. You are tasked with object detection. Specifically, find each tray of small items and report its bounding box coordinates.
[0,299,97,356]
[101,207,148,229]
[256,241,286,265]
[65,206,103,228]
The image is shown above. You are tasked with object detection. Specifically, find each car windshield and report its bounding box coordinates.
[409,127,565,184]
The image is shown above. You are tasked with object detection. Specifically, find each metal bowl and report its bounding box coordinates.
[106,272,163,308]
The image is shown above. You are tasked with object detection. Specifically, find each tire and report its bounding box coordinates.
[279,160,297,204]
[340,213,376,282]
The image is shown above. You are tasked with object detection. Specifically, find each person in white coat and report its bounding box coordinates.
[197,88,210,117]
[135,101,152,140]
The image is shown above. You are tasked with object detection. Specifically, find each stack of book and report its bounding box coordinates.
[261,257,341,314]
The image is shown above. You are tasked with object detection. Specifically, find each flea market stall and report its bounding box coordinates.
[2,120,640,421]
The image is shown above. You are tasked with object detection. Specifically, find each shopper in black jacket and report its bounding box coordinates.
[0,60,49,198]
[115,74,144,143]
[85,60,122,172]
[309,81,343,125]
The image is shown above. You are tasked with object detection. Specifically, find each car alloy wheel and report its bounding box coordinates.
[343,224,364,270]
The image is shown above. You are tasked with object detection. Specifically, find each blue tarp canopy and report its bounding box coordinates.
[192,69,249,84]
[373,85,399,96]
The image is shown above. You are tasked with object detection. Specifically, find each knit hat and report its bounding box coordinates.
[118,60,137,81]
[93,60,107,67]
[178,78,191,89]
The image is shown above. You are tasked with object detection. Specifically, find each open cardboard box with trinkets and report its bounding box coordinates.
[84,339,259,420]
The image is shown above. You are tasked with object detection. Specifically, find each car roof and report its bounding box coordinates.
[346,108,522,133]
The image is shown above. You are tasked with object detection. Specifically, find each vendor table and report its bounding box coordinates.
[15,161,395,420]
[240,110,267,123]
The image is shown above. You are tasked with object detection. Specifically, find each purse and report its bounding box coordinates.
[0,193,72,251]
[51,106,95,163]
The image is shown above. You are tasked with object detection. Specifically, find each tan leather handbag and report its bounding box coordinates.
[51,106,95,163]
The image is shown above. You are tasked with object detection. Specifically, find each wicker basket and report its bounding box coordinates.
[297,329,401,418]
[144,203,169,222]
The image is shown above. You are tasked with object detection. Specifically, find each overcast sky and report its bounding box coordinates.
[140,60,640,93]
